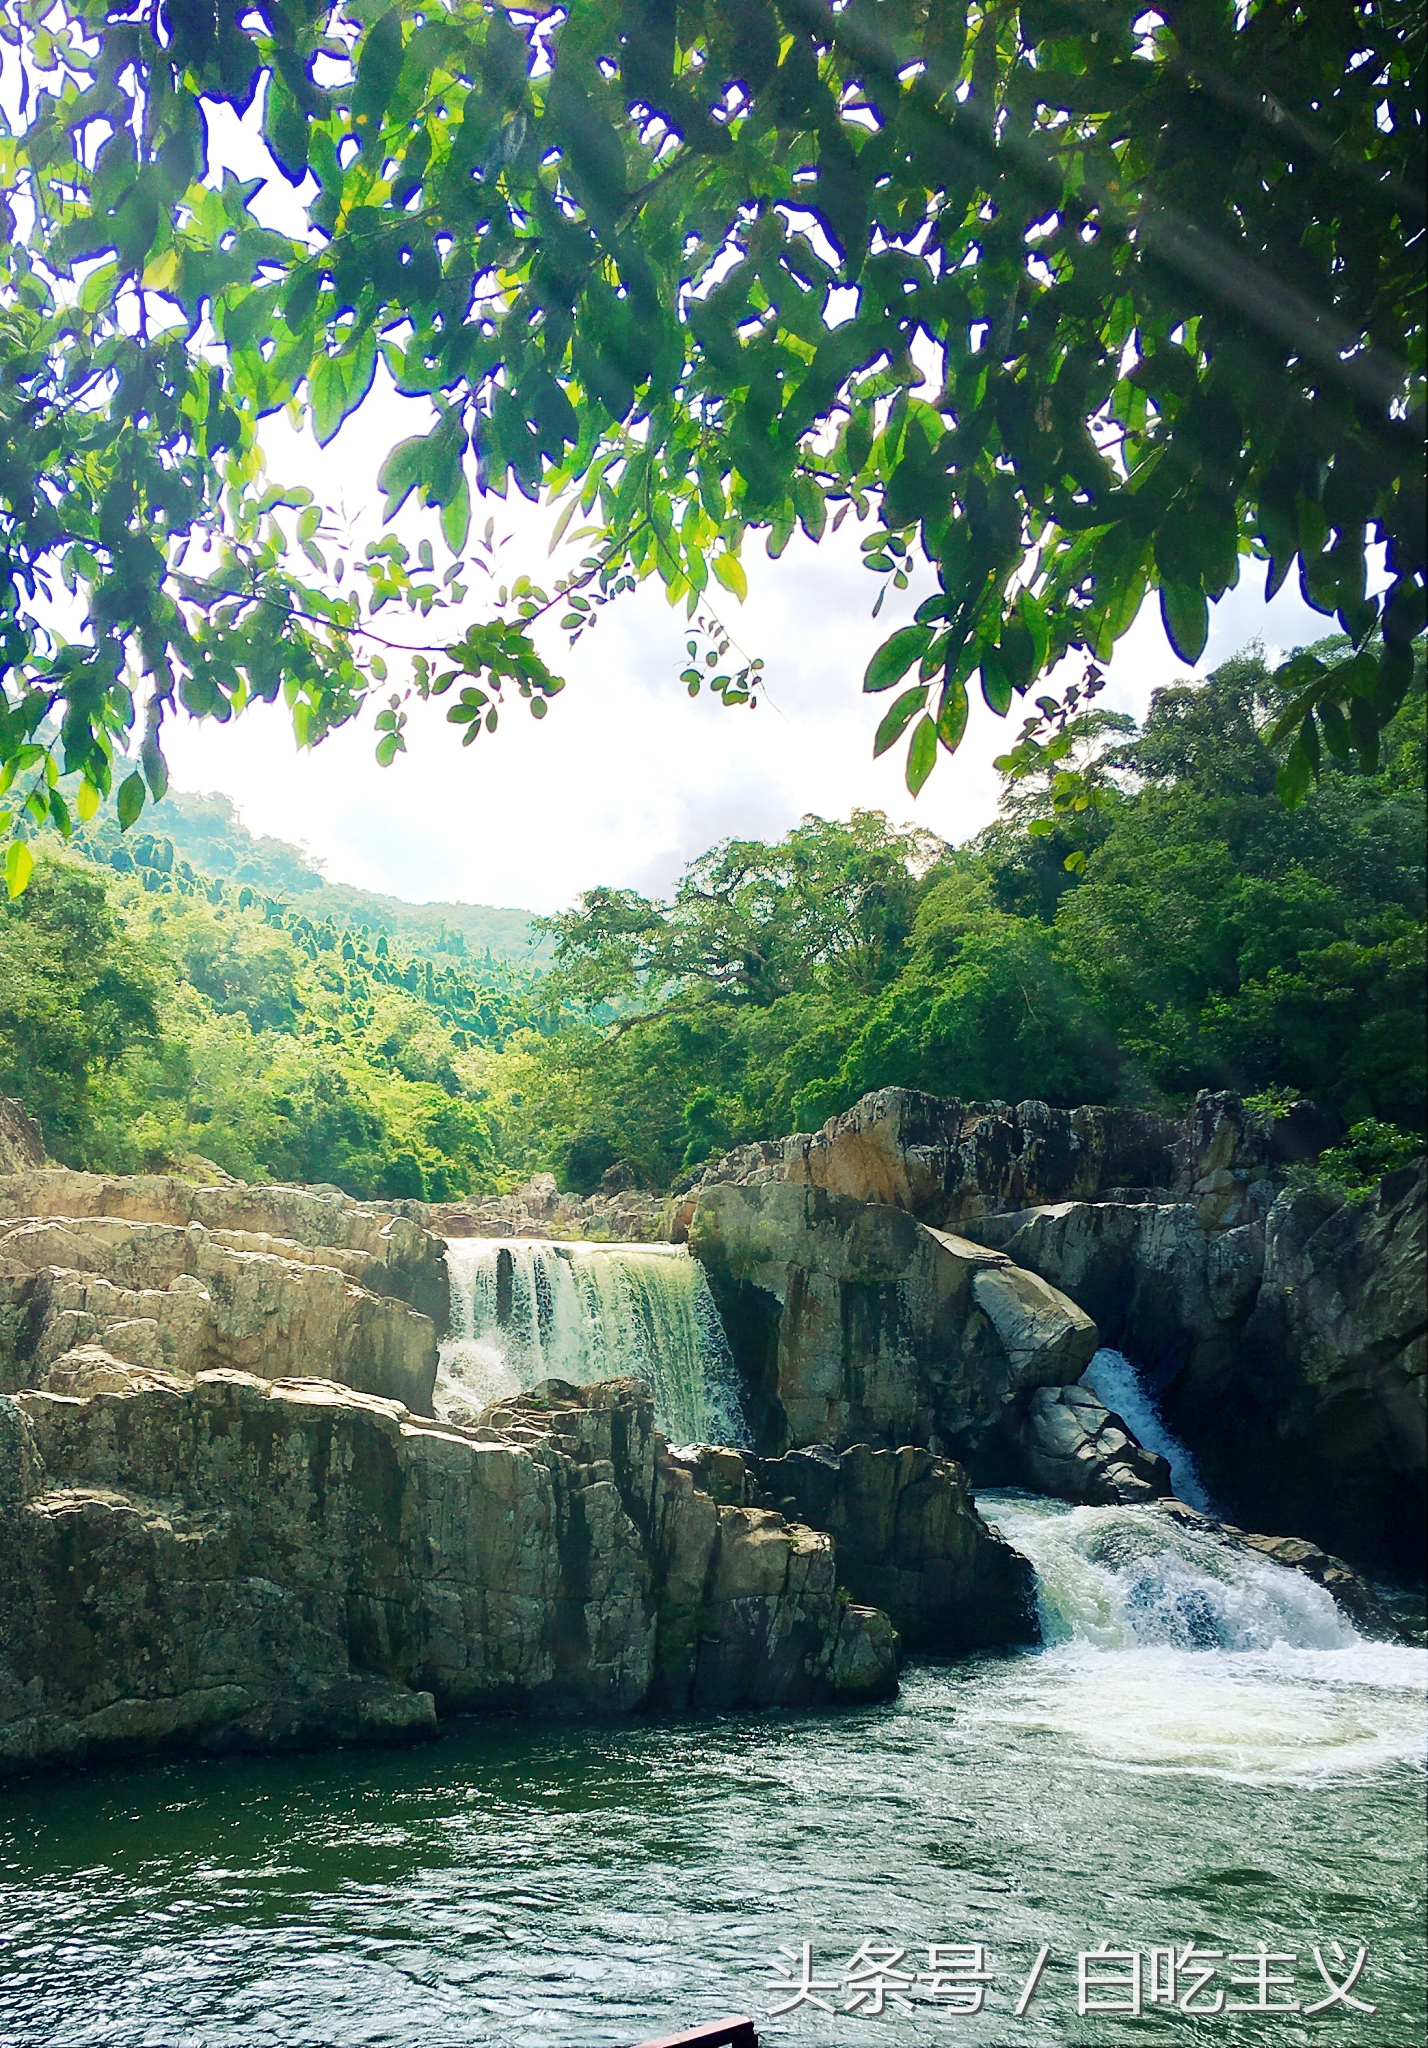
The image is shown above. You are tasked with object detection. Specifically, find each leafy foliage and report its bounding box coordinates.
[503,647,1426,1183]
[1,0,1422,863]
[0,836,562,1192]
[1287,1118,1424,1203]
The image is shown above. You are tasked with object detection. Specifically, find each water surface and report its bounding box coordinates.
[3,1512,1422,2048]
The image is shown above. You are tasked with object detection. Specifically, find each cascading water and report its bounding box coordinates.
[988,1493,1356,1653]
[438,1235,749,1447]
[1082,1344,1215,1510]
[971,1491,1424,1785]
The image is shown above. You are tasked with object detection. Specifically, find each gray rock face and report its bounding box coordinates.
[672,1440,1038,1652]
[962,1199,1252,1395]
[685,1086,1336,1239]
[0,1170,451,1329]
[0,1369,898,1777]
[1013,1384,1172,1506]
[688,1180,1097,1464]
[0,1214,440,1417]
[686,1090,1181,1230]
[971,1168,1425,1574]
[1180,1164,1426,1573]
[0,1097,45,1177]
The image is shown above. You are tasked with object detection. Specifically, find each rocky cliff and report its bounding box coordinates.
[0,1172,449,1416]
[1188,1164,1426,1572]
[688,1179,1097,1468]
[671,1439,1038,1651]
[0,1369,900,1777]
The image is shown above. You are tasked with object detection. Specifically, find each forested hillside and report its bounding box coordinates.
[0,825,562,1198]
[515,646,1427,1189]
[78,790,546,961]
[2,649,1423,1202]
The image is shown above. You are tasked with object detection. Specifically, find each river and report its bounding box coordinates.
[2,1261,1423,2047]
[1,1486,1422,2048]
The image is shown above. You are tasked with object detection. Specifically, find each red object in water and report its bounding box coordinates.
[631,2019,759,2048]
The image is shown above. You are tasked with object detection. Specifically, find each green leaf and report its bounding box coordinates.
[1159,581,1209,665]
[905,714,937,795]
[377,436,429,521]
[873,686,928,756]
[441,476,472,554]
[311,333,379,447]
[1275,731,1317,810]
[4,840,32,899]
[979,647,1013,716]
[712,554,747,601]
[864,625,933,694]
[936,675,969,754]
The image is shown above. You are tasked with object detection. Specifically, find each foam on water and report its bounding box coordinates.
[438,1235,748,1446]
[988,1491,1357,1652]
[1082,1344,1215,1510]
[977,1491,1427,1784]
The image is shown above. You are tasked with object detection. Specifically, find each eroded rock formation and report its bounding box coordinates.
[0,1172,449,1415]
[688,1179,1097,1464]
[0,1370,899,1777]
[670,1439,1038,1651]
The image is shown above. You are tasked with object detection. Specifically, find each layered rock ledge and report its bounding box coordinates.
[0,1170,449,1416]
[0,1370,900,1778]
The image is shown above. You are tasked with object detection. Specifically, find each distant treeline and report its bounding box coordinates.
[2,645,1423,1204]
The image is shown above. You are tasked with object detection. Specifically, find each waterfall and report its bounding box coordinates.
[1082,1345,1215,1511]
[985,1494,1359,1653]
[438,1237,749,1447]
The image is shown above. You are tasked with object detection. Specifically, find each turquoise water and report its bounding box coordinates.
[1,1594,1423,2047]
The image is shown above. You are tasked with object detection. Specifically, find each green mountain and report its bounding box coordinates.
[79,789,548,963]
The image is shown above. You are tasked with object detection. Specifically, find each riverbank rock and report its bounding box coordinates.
[1170,1163,1426,1575]
[0,1097,45,1177]
[671,1440,1038,1652]
[0,1372,898,1776]
[1011,1384,1172,1507]
[0,1170,450,1327]
[0,1177,447,1416]
[688,1180,1097,1464]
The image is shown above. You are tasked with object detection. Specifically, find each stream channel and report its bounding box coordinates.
[0,1241,1423,2048]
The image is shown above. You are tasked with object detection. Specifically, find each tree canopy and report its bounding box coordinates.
[512,643,1426,1184]
[1,0,1423,886]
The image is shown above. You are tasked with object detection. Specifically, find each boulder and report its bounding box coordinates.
[1168,1162,1426,1573]
[1011,1383,1172,1506]
[671,1439,1038,1652]
[688,1179,1097,1464]
[0,1372,898,1775]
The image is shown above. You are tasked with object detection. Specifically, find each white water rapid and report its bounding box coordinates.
[438,1235,749,1446]
[979,1492,1426,1785]
[1082,1344,1215,1510]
